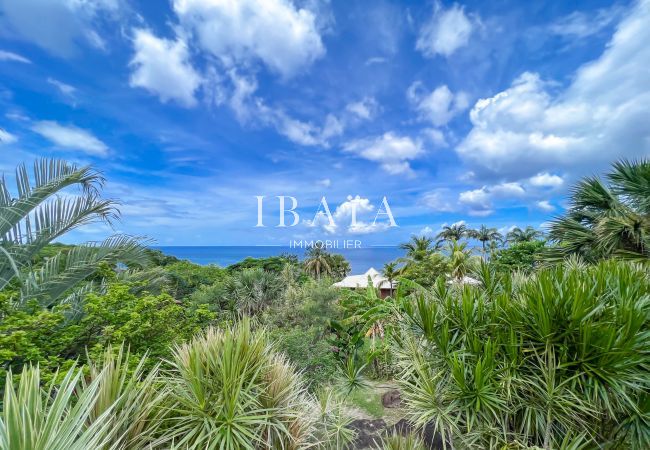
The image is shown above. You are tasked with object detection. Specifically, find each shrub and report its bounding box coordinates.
[157,319,347,449]
[395,260,650,449]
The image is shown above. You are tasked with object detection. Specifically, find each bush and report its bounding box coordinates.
[396,260,650,449]
[491,240,546,273]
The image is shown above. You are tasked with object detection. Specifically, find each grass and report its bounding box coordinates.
[347,387,384,418]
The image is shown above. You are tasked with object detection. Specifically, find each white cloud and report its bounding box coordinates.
[421,188,457,212]
[423,128,448,147]
[129,29,202,107]
[32,121,108,156]
[344,133,423,176]
[536,200,555,212]
[311,195,388,235]
[457,0,650,180]
[346,97,379,120]
[0,0,120,57]
[458,182,526,216]
[416,3,474,57]
[47,77,77,100]
[529,172,564,188]
[0,128,17,144]
[420,226,434,235]
[0,49,30,63]
[549,4,625,39]
[172,0,325,77]
[407,82,468,127]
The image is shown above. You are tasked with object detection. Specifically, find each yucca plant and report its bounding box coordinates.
[157,319,321,449]
[0,159,149,308]
[377,432,427,450]
[394,260,650,449]
[85,345,167,449]
[0,365,117,450]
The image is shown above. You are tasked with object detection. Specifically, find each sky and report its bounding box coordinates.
[0,0,649,246]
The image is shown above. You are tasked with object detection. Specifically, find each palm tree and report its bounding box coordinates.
[468,225,502,258]
[399,235,433,262]
[382,261,398,296]
[446,240,474,281]
[0,159,148,308]
[227,268,282,315]
[506,226,543,244]
[435,223,468,245]
[303,245,332,279]
[544,159,650,263]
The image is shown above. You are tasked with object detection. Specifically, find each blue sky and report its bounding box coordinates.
[0,0,648,246]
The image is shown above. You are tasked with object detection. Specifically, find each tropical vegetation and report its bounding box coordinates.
[0,158,648,449]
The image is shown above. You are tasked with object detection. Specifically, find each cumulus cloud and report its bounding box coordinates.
[408,82,469,127]
[172,0,325,77]
[343,133,423,176]
[346,97,379,120]
[529,172,564,188]
[416,3,475,57]
[129,29,202,107]
[458,182,526,216]
[32,121,108,156]
[457,0,650,181]
[308,195,389,235]
[536,200,555,212]
[0,49,30,63]
[0,0,120,57]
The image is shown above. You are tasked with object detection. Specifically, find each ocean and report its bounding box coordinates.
[153,246,404,273]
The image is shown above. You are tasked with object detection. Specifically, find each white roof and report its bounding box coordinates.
[333,268,395,289]
[446,275,481,286]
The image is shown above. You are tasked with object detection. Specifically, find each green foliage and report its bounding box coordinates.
[347,387,384,418]
[377,432,427,450]
[227,254,299,274]
[225,267,282,315]
[163,260,227,299]
[0,159,149,307]
[159,320,320,449]
[492,240,546,273]
[545,159,650,263]
[395,260,650,449]
[399,253,449,287]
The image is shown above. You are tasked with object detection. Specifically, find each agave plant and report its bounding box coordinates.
[544,159,650,263]
[0,159,148,308]
[394,260,650,449]
[157,319,321,449]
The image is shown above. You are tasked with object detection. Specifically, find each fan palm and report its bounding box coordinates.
[506,226,543,244]
[544,159,650,263]
[0,159,148,307]
[468,225,502,258]
[435,223,467,245]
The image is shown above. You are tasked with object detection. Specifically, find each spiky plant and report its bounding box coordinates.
[544,159,650,263]
[395,260,650,449]
[157,319,321,449]
[377,432,427,450]
[226,268,282,316]
[0,365,117,450]
[85,345,167,450]
[0,159,148,307]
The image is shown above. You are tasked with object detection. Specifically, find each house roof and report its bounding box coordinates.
[332,267,395,289]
